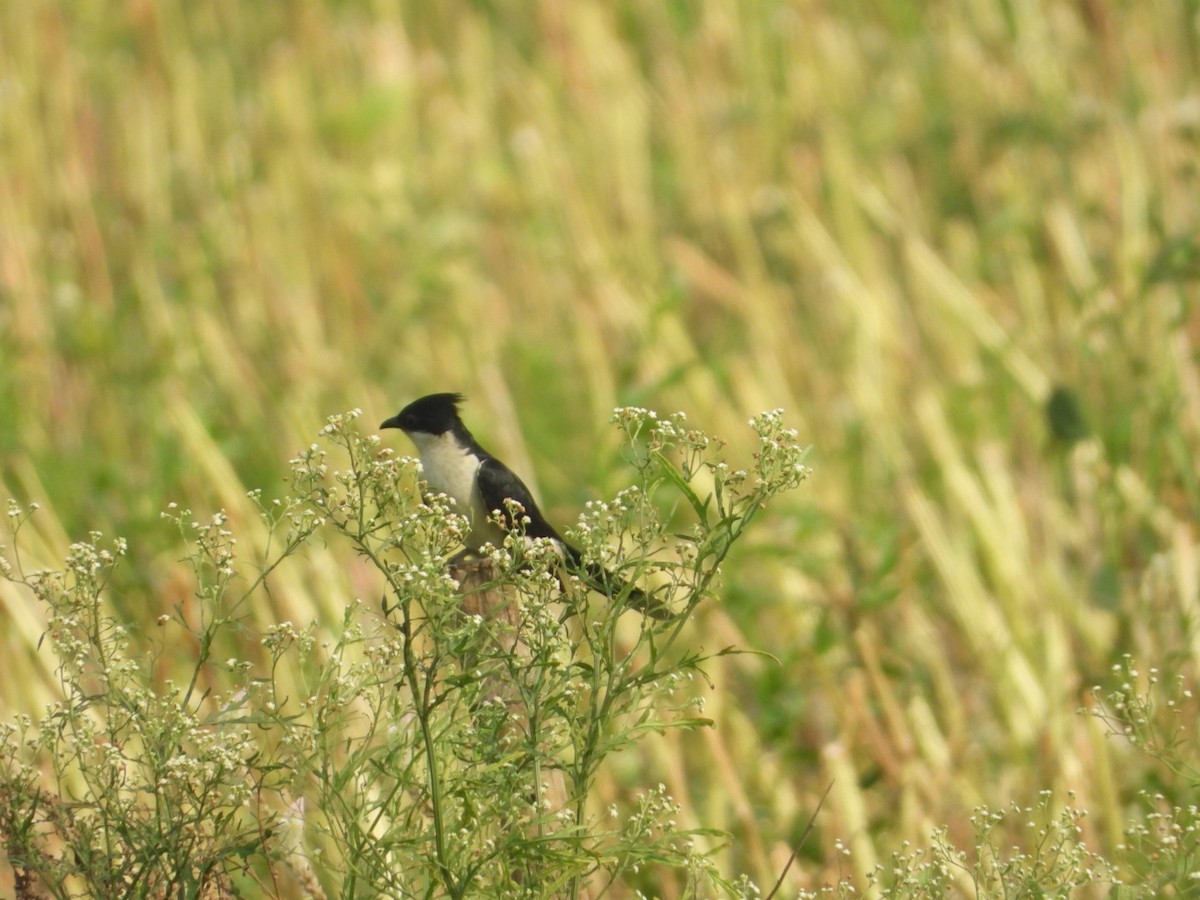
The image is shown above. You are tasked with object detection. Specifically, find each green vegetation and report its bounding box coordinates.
[2,1,1199,896]
[0,409,809,896]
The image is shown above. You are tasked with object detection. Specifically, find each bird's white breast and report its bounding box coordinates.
[408,431,480,507]
[408,431,502,548]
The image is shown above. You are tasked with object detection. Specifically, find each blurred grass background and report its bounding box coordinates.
[2,0,1200,894]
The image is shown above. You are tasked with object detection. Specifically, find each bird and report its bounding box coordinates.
[380,392,664,617]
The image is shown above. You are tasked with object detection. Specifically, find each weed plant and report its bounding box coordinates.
[0,407,810,897]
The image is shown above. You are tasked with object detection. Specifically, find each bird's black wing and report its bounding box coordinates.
[477,458,669,619]
[476,457,564,541]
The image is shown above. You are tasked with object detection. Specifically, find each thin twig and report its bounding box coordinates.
[764,780,834,900]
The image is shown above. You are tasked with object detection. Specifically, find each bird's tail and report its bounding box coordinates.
[561,543,669,620]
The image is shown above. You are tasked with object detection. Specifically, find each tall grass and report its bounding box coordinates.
[2,0,1199,895]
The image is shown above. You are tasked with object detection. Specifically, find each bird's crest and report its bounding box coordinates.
[382,392,466,435]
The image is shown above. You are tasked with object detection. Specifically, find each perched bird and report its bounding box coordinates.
[380,392,662,617]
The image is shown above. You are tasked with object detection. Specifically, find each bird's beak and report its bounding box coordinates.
[380,415,402,431]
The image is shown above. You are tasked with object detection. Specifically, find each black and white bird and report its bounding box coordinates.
[380,392,662,616]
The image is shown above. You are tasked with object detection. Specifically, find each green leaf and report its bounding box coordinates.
[654,450,711,525]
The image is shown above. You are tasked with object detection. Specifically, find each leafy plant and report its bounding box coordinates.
[0,499,319,897]
[0,406,811,897]
[1087,655,1200,894]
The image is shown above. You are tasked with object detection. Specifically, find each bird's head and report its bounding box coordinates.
[381,392,465,436]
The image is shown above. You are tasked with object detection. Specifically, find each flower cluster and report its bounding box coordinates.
[749,408,811,491]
